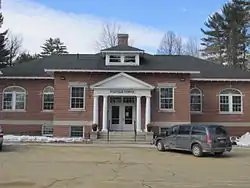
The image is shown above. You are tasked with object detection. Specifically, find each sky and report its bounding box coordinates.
[2,0,228,54]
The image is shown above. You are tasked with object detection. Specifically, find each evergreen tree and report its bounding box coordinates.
[0,13,10,68]
[201,0,250,69]
[40,37,68,56]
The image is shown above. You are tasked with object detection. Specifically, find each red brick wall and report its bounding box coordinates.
[1,124,42,135]
[191,81,250,122]
[54,73,191,124]
[0,80,53,121]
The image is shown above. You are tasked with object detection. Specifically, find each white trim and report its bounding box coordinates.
[158,87,175,111]
[44,69,200,74]
[190,87,203,113]
[151,121,191,127]
[219,88,243,114]
[0,76,54,80]
[90,72,155,89]
[191,78,250,82]
[0,120,53,125]
[101,50,144,53]
[53,121,92,126]
[2,86,27,111]
[105,54,140,66]
[69,85,86,111]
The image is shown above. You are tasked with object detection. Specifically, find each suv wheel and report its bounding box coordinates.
[157,140,165,152]
[192,144,203,157]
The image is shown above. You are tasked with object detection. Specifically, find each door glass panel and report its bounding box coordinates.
[112,106,120,124]
[124,106,133,124]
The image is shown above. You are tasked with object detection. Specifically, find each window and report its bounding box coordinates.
[178,125,191,135]
[42,125,54,136]
[70,126,83,137]
[159,88,174,110]
[70,86,85,110]
[124,55,136,63]
[168,126,179,135]
[191,126,206,135]
[219,88,242,113]
[109,55,121,63]
[2,86,26,111]
[43,86,54,111]
[190,88,202,112]
[208,126,227,136]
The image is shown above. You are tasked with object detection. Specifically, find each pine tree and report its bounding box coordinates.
[201,12,226,64]
[0,13,10,68]
[15,52,40,64]
[201,0,250,69]
[40,37,68,56]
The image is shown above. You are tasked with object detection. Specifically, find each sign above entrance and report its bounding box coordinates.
[109,89,135,94]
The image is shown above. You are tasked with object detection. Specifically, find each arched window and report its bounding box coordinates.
[2,86,26,111]
[190,88,202,112]
[43,86,54,111]
[219,88,242,113]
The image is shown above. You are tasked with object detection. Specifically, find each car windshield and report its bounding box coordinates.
[209,125,227,136]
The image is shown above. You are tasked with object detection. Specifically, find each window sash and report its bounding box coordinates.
[219,94,242,113]
[70,126,83,137]
[159,88,174,110]
[190,94,202,112]
[70,86,85,109]
[43,93,54,110]
[3,91,25,111]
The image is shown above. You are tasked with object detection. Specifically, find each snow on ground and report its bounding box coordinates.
[236,132,250,147]
[3,135,86,143]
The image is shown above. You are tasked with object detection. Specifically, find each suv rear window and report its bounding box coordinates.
[209,126,227,136]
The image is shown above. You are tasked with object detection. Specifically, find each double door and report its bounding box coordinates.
[110,104,135,131]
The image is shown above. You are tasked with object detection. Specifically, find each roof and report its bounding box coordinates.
[1,52,250,80]
[101,45,144,52]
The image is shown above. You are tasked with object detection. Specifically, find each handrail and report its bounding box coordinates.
[107,120,110,143]
[134,120,137,142]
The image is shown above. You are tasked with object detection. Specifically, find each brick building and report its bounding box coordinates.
[0,34,250,138]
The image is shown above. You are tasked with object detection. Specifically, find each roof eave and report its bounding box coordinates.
[44,69,200,74]
[0,76,54,80]
[191,78,250,82]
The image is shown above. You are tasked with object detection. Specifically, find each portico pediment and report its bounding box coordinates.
[91,72,154,90]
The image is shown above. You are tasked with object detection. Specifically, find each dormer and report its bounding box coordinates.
[101,34,144,66]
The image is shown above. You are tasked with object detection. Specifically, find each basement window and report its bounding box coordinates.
[70,126,84,137]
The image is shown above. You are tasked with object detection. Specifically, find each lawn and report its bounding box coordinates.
[0,144,250,188]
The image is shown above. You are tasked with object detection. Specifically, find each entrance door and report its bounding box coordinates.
[110,105,121,131]
[110,104,135,131]
[122,105,134,131]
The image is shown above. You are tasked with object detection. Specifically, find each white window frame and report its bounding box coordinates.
[219,88,243,114]
[42,86,54,111]
[69,84,86,111]
[105,54,140,66]
[2,86,26,111]
[159,87,175,111]
[190,88,203,113]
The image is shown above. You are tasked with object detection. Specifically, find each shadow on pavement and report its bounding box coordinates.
[1,144,29,153]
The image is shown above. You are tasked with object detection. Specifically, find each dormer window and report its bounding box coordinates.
[105,54,140,66]
[124,56,136,63]
[109,55,121,63]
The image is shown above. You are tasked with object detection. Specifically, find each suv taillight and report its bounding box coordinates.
[206,136,212,144]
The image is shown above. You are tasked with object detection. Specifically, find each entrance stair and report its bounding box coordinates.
[96,131,152,144]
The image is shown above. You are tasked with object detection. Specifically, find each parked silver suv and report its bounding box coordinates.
[0,127,3,151]
[155,124,232,157]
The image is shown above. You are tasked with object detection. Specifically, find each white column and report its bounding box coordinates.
[93,95,99,125]
[136,96,142,132]
[145,96,151,132]
[102,95,108,132]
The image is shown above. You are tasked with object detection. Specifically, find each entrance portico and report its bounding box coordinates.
[90,73,154,132]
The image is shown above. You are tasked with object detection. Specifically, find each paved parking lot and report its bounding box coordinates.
[0,144,250,188]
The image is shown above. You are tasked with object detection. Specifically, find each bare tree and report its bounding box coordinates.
[157,31,184,55]
[96,22,121,50]
[6,33,22,65]
[183,37,200,57]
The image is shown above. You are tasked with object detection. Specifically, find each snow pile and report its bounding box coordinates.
[236,132,250,147]
[3,135,85,143]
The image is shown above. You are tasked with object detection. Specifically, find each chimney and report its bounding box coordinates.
[118,34,129,45]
